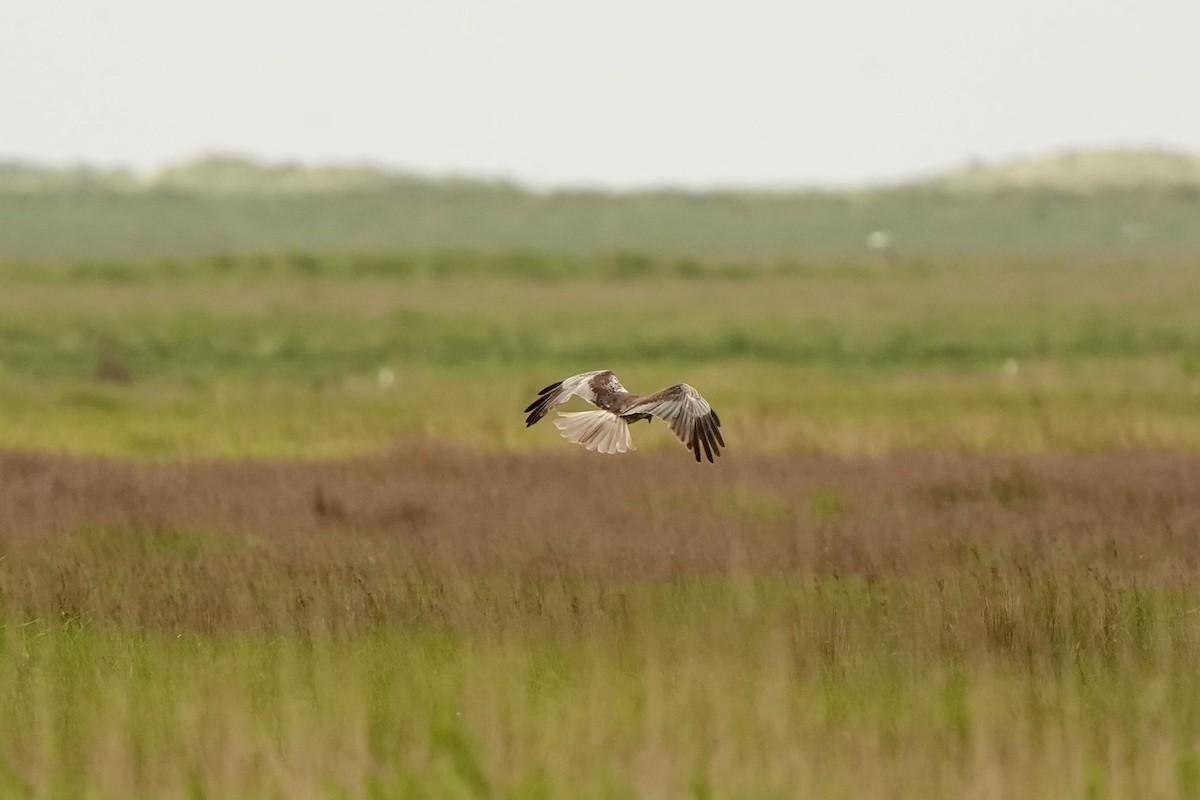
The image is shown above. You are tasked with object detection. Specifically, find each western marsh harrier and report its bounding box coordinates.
[524,370,724,462]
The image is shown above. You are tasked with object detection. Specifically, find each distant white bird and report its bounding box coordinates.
[524,370,724,462]
[865,230,895,251]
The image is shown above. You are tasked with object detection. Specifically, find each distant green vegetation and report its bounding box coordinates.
[2,152,1199,260]
[933,148,1200,192]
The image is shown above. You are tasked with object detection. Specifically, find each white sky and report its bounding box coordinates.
[2,0,1198,189]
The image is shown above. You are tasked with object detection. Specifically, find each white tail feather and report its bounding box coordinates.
[553,411,634,454]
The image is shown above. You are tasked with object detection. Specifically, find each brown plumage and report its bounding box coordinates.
[523,370,724,462]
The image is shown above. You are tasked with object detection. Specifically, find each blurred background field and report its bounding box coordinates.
[0,216,1197,458]
[2,153,1200,798]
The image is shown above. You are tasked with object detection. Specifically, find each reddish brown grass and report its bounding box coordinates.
[1,443,1197,636]
[3,445,1200,798]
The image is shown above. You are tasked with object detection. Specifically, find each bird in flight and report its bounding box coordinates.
[523,370,724,462]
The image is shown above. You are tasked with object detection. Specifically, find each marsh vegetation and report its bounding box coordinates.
[0,188,1198,796]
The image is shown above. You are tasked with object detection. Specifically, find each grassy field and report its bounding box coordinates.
[1,248,1199,797]
[0,251,1198,458]
[3,449,1200,798]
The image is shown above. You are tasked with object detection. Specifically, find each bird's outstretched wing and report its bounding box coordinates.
[623,384,724,463]
[523,371,606,427]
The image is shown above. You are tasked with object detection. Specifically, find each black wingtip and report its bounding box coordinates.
[702,417,721,459]
[524,380,563,425]
[686,415,721,463]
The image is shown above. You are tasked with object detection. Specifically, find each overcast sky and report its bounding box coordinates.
[2,0,1198,189]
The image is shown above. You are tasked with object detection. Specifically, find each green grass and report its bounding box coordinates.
[0,365,1198,459]
[3,253,1198,384]
[0,251,1197,458]
[3,575,1199,798]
